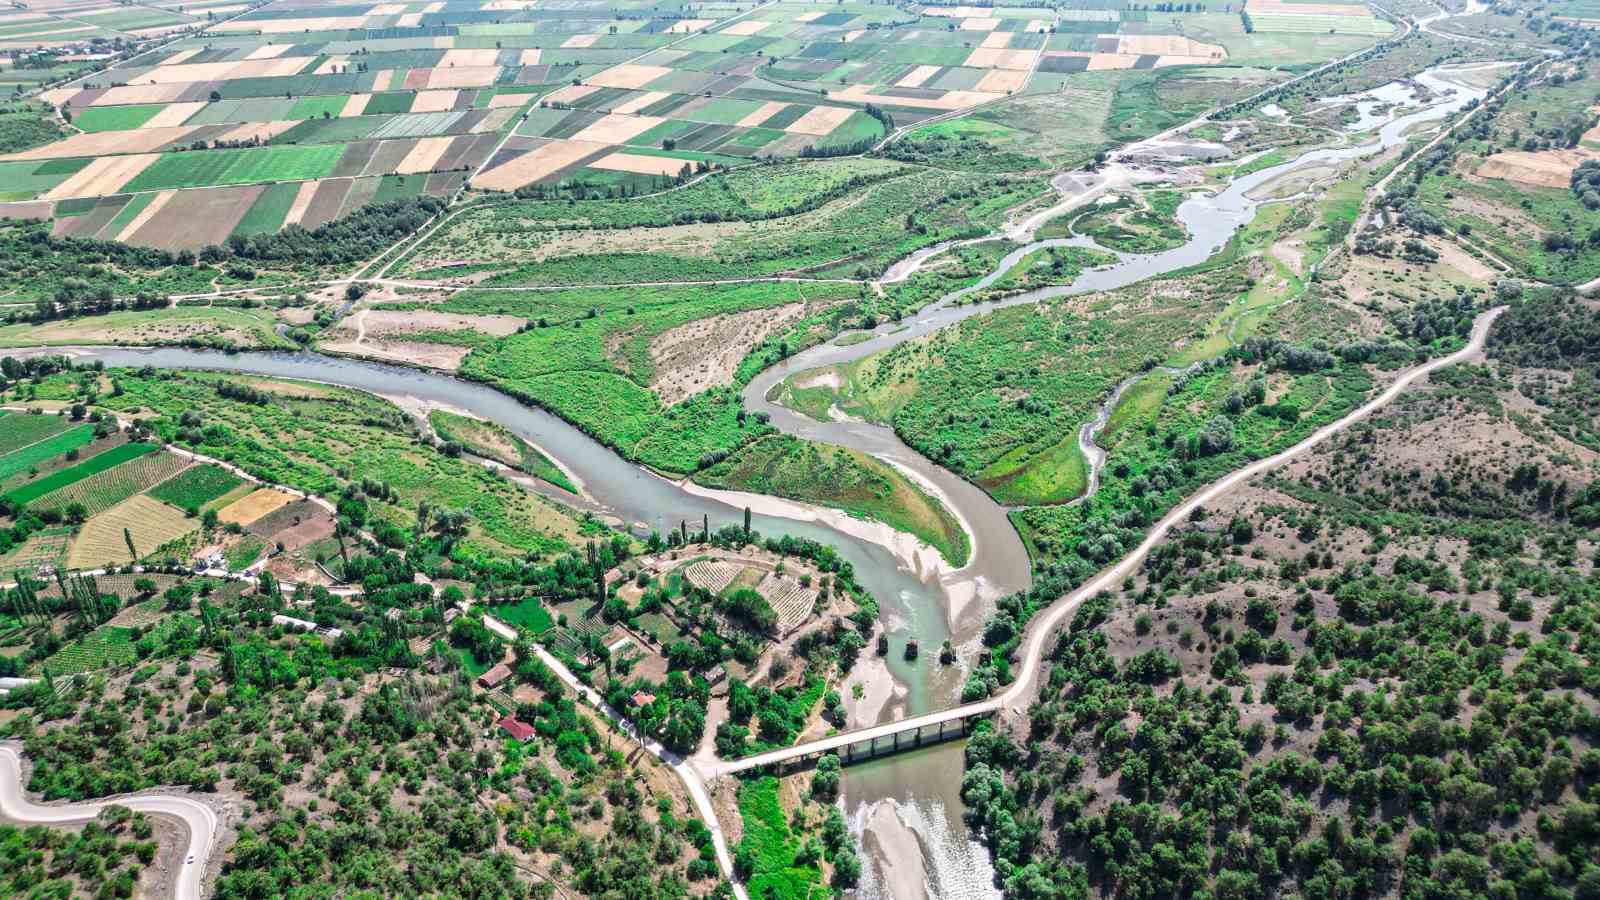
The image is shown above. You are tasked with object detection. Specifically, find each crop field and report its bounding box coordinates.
[0,425,97,481]
[2,441,158,505]
[0,410,74,454]
[146,463,246,512]
[67,492,199,568]
[27,451,190,516]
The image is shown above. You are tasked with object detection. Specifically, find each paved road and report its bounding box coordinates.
[0,744,219,900]
[701,306,1506,777]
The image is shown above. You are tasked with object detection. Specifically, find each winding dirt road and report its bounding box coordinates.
[0,743,220,900]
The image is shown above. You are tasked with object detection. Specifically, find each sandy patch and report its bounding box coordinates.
[840,653,908,729]
[612,90,669,115]
[215,16,371,32]
[471,138,606,190]
[423,65,501,89]
[396,135,454,174]
[517,48,541,65]
[1117,34,1226,58]
[570,112,663,144]
[1477,148,1594,189]
[3,126,199,160]
[1088,52,1139,70]
[650,302,803,404]
[560,33,598,48]
[829,84,1000,110]
[732,99,785,126]
[143,101,205,128]
[663,18,713,33]
[975,68,1028,93]
[115,190,176,242]
[244,43,291,59]
[43,153,159,200]
[282,179,320,227]
[586,63,672,90]
[339,93,371,117]
[963,47,1037,70]
[1248,0,1371,14]
[895,65,940,88]
[861,801,931,900]
[589,151,691,176]
[1427,236,1497,282]
[321,337,471,370]
[218,488,296,525]
[440,48,501,68]
[721,19,769,36]
[783,105,855,136]
[214,120,299,144]
[541,83,598,105]
[410,89,457,113]
[362,308,524,337]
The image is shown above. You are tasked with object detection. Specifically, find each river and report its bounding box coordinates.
[22,49,1497,900]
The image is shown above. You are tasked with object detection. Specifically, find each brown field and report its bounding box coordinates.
[735,99,787,126]
[543,83,600,104]
[44,153,159,200]
[143,56,312,83]
[159,48,202,65]
[980,32,1012,49]
[663,18,712,33]
[721,20,769,36]
[114,190,176,242]
[586,63,672,90]
[517,49,542,65]
[960,16,1001,30]
[215,120,299,144]
[313,56,349,75]
[920,5,990,16]
[421,65,500,89]
[360,308,525,337]
[339,93,370,116]
[896,65,940,88]
[410,90,458,113]
[570,112,663,144]
[784,105,855,136]
[1088,53,1139,70]
[1116,35,1226,58]
[439,48,501,67]
[1477,148,1594,188]
[488,91,535,109]
[963,48,1038,70]
[217,488,297,526]
[371,70,394,91]
[244,43,291,59]
[471,107,519,133]
[561,33,598,48]
[976,68,1029,93]
[215,15,371,32]
[67,494,197,569]
[127,183,262,250]
[829,85,998,111]
[590,151,688,176]
[649,302,804,405]
[144,101,206,128]
[396,136,454,174]
[3,126,202,160]
[86,83,191,106]
[471,138,606,190]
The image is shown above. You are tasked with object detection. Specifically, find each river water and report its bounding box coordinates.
[26,56,1495,900]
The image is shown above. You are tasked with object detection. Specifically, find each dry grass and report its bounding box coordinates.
[216,487,296,526]
[1476,148,1594,189]
[67,494,197,569]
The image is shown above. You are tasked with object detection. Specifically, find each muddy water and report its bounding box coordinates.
[20,56,1498,900]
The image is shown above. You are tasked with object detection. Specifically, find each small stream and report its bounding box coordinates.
[17,55,1497,900]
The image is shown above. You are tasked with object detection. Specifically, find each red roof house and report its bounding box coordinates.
[498,716,536,742]
[478,662,513,689]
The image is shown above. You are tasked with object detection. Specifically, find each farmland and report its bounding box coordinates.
[145,463,245,512]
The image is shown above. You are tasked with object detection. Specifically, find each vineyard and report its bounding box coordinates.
[30,452,190,516]
[756,572,818,634]
[67,494,197,569]
[683,559,742,594]
[0,410,73,454]
[147,463,245,513]
[4,442,159,505]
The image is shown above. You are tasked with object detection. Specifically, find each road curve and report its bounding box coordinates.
[0,743,220,900]
[703,305,1506,776]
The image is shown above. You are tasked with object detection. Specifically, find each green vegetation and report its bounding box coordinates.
[121,144,348,193]
[0,424,95,481]
[0,807,157,897]
[428,409,576,493]
[734,777,825,900]
[70,104,166,133]
[1073,191,1190,253]
[0,101,63,154]
[696,435,970,567]
[0,410,72,454]
[146,463,245,513]
[5,442,157,505]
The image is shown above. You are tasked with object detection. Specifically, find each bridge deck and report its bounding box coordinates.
[707,698,1000,777]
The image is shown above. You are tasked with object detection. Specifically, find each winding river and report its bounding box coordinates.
[19,51,1499,900]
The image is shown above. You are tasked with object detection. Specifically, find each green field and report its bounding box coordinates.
[492,596,555,634]
[0,411,73,454]
[72,104,168,132]
[146,463,245,512]
[0,425,96,481]
[121,144,348,193]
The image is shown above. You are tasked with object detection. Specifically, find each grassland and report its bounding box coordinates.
[121,144,349,193]
[696,435,970,567]
[5,442,158,504]
[0,425,96,481]
[0,411,74,454]
[735,776,825,900]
